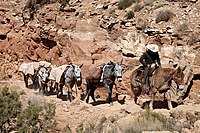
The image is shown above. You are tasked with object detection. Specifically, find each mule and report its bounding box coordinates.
[37,65,51,94]
[56,64,83,102]
[130,64,185,110]
[85,61,123,105]
[18,61,51,88]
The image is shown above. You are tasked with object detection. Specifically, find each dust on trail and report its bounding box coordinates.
[0,79,131,132]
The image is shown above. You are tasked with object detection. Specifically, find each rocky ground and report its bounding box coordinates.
[1,0,200,132]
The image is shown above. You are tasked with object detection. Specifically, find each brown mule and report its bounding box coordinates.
[130,64,185,110]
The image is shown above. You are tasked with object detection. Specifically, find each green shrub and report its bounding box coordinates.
[155,9,174,23]
[17,102,57,133]
[126,11,134,19]
[0,87,22,132]
[17,103,40,133]
[0,87,57,132]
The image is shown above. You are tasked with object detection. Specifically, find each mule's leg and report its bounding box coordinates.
[24,74,29,88]
[90,86,96,103]
[167,99,173,110]
[55,83,59,98]
[59,83,64,96]
[85,79,91,103]
[68,86,73,102]
[86,89,90,103]
[38,81,44,95]
[65,83,73,102]
[105,84,113,105]
[149,92,156,110]
[165,91,173,110]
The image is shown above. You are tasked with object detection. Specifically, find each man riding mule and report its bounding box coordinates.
[139,44,161,94]
[131,62,187,110]
[131,49,193,110]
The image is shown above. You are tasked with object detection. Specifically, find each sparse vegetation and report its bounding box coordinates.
[61,124,72,133]
[155,9,174,23]
[0,87,21,132]
[126,11,134,19]
[176,23,188,32]
[143,0,154,6]
[118,0,140,10]
[0,86,57,133]
[133,3,143,12]
[122,110,176,133]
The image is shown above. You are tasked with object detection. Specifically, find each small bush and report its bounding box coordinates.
[17,102,57,133]
[76,123,84,133]
[118,0,139,10]
[155,9,174,23]
[176,23,188,32]
[61,124,72,133]
[143,0,154,6]
[126,11,134,19]
[133,3,143,12]
[0,87,22,132]
[123,110,176,132]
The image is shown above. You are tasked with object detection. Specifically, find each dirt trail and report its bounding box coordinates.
[0,79,131,132]
[2,78,200,132]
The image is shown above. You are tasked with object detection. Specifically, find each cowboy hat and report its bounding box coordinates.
[146,44,158,52]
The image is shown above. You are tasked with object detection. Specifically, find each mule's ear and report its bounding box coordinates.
[173,64,178,68]
[48,66,52,72]
[79,64,83,68]
[169,60,174,64]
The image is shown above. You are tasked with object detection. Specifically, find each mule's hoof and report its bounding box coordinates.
[109,102,113,106]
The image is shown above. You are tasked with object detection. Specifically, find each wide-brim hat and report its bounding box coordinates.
[146,44,158,52]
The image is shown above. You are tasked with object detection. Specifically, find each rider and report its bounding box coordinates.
[139,43,161,93]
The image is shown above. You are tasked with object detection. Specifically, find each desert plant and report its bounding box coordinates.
[143,0,154,6]
[133,3,143,12]
[0,87,22,132]
[118,0,140,10]
[176,23,188,32]
[122,110,176,133]
[76,123,84,133]
[155,9,174,23]
[62,124,72,133]
[126,11,134,19]
[17,101,57,133]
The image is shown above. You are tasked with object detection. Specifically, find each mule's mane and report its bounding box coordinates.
[153,66,179,89]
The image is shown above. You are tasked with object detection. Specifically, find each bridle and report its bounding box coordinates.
[64,66,82,82]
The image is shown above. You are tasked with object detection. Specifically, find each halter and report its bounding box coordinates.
[38,66,49,82]
[172,68,185,91]
[103,63,122,81]
[64,65,82,82]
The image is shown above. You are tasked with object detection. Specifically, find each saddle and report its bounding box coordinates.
[87,67,103,81]
[136,65,158,94]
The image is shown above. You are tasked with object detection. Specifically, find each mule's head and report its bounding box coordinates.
[38,66,50,83]
[173,66,186,90]
[72,64,83,86]
[114,63,123,82]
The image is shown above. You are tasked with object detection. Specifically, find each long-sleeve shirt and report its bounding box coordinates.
[139,50,161,66]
